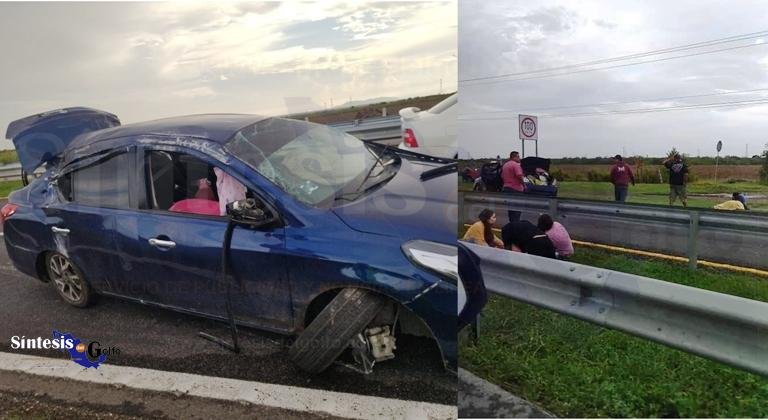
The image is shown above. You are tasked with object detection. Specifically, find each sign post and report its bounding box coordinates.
[715,140,722,184]
[518,115,538,157]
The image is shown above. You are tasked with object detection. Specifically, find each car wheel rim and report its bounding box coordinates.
[49,255,83,303]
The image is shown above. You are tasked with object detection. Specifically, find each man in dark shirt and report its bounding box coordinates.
[501,220,557,259]
[609,154,635,202]
[662,153,689,207]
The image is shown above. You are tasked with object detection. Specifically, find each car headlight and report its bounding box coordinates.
[401,240,457,285]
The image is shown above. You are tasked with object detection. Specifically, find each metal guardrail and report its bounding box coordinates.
[460,191,768,270]
[463,241,768,377]
[329,116,401,144]
[0,163,44,182]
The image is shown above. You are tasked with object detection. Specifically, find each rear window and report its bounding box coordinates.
[59,153,130,208]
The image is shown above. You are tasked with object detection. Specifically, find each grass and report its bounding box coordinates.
[0,180,22,198]
[459,180,768,212]
[460,246,768,418]
[0,150,18,165]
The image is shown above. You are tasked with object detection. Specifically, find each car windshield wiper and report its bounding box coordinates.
[420,162,457,181]
[334,153,397,203]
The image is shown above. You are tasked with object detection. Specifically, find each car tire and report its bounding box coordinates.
[289,288,388,373]
[45,252,94,308]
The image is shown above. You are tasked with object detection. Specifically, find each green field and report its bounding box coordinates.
[460,179,768,212]
[460,246,768,418]
[0,180,22,198]
[0,150,17,165]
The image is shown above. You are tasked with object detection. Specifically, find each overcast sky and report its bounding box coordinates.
[458,0,768,159]
[0,1,456,150]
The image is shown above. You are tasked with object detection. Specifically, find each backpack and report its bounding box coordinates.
[480,161,503,192]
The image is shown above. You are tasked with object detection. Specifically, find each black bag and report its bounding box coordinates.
[480,161,503,192]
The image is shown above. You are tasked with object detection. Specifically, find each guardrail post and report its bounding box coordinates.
[687,211,700,270]
[548,198,558,219]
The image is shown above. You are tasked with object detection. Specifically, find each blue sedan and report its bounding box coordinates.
[1,108,457,373]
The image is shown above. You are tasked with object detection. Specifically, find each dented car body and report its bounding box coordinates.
[2,108,457,371]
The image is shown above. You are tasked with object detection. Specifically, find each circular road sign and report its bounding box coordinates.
[520,117,536,138]
[716,140,722,152]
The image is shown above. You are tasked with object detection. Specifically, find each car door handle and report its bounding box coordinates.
[149,238,176,249]
[51,227,70,235]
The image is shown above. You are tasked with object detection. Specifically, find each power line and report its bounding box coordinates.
[460,41,768,86]
[458,87,768,116]
[548,97,768,118]
[458,97,768,120]
[460,29,768,83]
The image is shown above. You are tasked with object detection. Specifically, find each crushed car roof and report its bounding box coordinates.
[70,114,269,148]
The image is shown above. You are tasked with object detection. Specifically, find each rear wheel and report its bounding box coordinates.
[46,253,94,308]
[289,288,388,373]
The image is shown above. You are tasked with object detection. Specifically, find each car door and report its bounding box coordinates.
[111,146,293,332]
[44,150,136,293]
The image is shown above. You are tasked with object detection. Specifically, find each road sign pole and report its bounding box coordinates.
[535,140,538,157]
[522,139,525,158]
[715,140,723,184]
[715,152,720,185]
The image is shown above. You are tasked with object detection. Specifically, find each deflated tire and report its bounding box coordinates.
[289,288,388,373]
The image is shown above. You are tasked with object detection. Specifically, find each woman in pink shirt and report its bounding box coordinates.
[537,214,574,258]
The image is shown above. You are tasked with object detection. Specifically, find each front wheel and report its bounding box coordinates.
[289,288,387,373]
[46,253,94,308]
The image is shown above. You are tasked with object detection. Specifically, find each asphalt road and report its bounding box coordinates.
[0,225,455,406]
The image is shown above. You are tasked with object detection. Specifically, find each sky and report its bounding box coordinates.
[458,0,768,159]
[0,1,456,150]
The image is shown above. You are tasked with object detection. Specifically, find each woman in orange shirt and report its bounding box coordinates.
[462,208,504,248]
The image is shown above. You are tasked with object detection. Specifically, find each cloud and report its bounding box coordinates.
[0,1,456,148]
[459,0,768,158]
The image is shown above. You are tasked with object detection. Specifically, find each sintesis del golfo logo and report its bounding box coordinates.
[9,330,120,369]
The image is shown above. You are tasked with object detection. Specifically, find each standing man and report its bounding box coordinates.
[501,151,526,193]
[609,154,635,202]
[663,153,689,207]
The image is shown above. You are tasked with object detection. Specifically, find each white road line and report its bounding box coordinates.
[0,352,456,419]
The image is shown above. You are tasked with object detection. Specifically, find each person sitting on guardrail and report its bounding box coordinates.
[463,208,504,248]
[609,154,635,202]
[714,192,747,211]
[501,151,526,193]
[537,214,574,259]
[501,220,557,259]
[663,153,689,207]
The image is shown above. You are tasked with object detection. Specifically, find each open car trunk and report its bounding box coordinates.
[521,156,558,197]
[6,107,120,172]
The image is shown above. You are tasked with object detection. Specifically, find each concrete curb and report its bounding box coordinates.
[0,352,456,420]
[458,368,554,418]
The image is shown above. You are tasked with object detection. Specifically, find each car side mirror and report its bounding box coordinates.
[226,198,277,228]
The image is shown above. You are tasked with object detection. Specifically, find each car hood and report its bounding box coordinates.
[331,157,457,245]
[6,107,120,172]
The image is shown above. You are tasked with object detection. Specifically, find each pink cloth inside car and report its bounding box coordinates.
[168,198,220,216]
[213,167,247,216]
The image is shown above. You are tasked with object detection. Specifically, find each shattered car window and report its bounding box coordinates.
[225,118,383,206]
